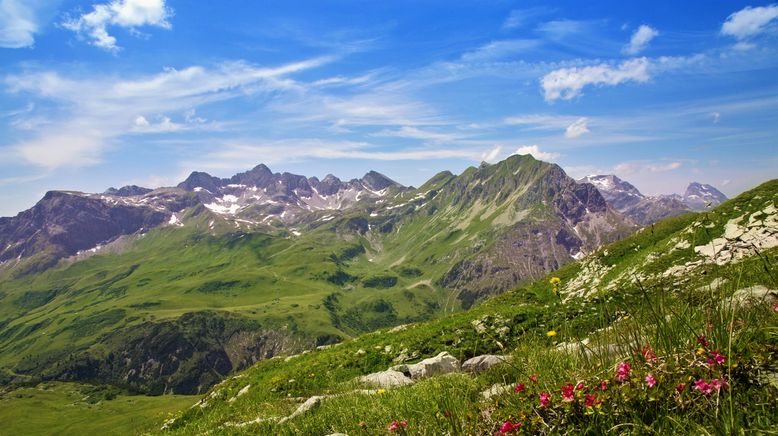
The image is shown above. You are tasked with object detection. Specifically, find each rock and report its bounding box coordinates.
[724,222,744,240]
[278,395,325,424]
[358,370,414,388]
[555,338,590,354]
[694,238,728,258]
[481,383,512,400]
[403,351,460,379]
[728,285,778,309]
[388,324,409,333]
[227,384,250,403]
[462,355,511,373]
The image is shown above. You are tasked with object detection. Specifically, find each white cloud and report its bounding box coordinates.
[373,126,463,143]
[623,24,659,55]
[481,146,501,163]
[541,58,650,101]
[721,5,778,40]
[614,160,682,175]
[564,117,589,138]
[63,0,172,51]
[711,111,721,123]
[0,0,50,48]
[5,57,331,168]
[513,145,559,161]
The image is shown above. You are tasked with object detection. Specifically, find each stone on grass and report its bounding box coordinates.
[358,370,414,388]
[462,355,511,373]
[404,351,460,379]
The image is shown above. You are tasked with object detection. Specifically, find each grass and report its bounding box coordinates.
[0,382,195,436]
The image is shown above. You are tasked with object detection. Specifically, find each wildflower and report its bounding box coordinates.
[549,277,561,286]
[575,382,585,391]
[498,420,522,434]
[696,347,706,356]
[600,380,608,391]
[377,388,386,394]
[676,383,686,392]
[546,330,557,337]
[530,374,538,383]
[514,383,525,393]
[616,362,632,382]
[710,377,729,392]
[561,384,575,402]
[388,420,408,432]
[709,350,726,366]
[645,373,657,388]
[584,393,601,408]
[641,345,657,363]
[697,335,709,347]
[693,379,714,395]
[539,391,551,407]
[773,302,778,312]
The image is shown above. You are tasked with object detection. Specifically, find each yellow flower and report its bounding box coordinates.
[377,388,386,394]
[696,348,706,356]
[549,277,561,286]
[547,330,557,337]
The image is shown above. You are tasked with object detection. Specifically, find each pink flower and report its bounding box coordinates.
[710,350,726,365]
[575,382,585,391]
[616,362,632,382]
[645,373,657,388]
[388,420,408,432]
[498,420,522,434]
[694,379,714,395]
[600,380,608,391]
[561,384,575,402]
[697,335,709,347]
[539,391,551,407]
[584,393,601,408]
[530,374,538,383]
[773,302,778,312]
[514,383,525,394]
[710,377,729,392]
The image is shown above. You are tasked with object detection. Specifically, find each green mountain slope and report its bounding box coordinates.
[0,155,632,395]
[157,179,777,434]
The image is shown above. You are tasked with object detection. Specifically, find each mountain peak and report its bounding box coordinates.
[361,171,401,191]
[104,185,153,197]
[684,182,727,211]
[178,171,223,192]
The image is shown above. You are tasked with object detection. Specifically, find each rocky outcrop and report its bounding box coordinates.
[358,370,414,388]
[693,204,778,265]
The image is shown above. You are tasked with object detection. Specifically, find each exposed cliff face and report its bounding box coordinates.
[0,191,170,274]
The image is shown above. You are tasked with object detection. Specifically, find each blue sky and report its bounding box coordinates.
[1,0,777,216]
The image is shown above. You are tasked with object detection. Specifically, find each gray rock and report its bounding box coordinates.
[404,351,460,379]
[278,396,325,424]
[358,370,414,388]
[728,285,778,309]
[461,355,511,373]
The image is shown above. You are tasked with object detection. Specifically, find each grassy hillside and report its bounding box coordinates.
[158,179,778,434]
[0,155,630,395]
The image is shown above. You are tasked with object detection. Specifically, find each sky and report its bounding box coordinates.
[1,0,777,216]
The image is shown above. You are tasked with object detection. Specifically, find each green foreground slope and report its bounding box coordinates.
[159,179,778,434]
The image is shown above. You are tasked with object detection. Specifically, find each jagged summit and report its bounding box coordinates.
[684,182,728,211]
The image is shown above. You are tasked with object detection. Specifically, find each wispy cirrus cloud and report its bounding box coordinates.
[564,117,589,138]
[63,0,173,52]
[4,57,333,168]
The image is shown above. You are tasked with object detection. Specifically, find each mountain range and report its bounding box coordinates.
[579,175,727,225]
[0,155,636,394]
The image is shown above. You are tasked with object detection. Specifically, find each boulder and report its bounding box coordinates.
[401,351,460,379]
[728,285,778,309]
[358,370,414,388]
[462,355,511,373]
[278,396,325,424]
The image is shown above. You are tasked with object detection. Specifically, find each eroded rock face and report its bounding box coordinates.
[694,205,778,265]
[358,370,414,388]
